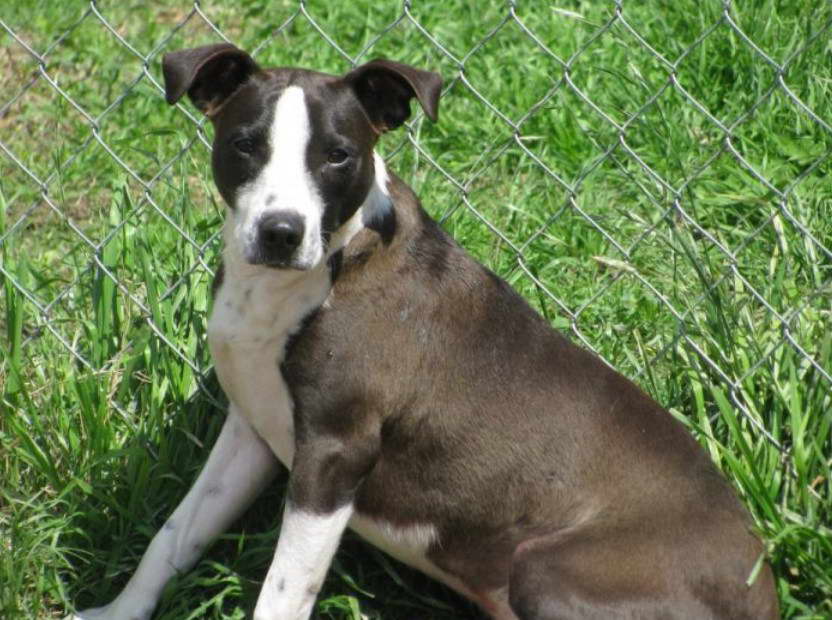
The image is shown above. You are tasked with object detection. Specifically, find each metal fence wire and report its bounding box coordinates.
[1,2,830,477]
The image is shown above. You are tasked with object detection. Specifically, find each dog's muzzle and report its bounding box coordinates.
[251,211,305,267]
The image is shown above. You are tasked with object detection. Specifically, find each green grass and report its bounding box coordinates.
[1,0,831,618]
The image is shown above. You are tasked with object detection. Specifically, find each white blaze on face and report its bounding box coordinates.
[232,86,325,270]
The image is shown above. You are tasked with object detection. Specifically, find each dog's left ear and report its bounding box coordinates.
[346,59,442,132]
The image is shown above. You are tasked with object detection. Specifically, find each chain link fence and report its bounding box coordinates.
[1,1,831,608]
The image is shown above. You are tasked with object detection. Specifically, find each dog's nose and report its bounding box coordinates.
[256,211,305,265]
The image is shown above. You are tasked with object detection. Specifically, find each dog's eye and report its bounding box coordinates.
[327,148,349,165]
[234,137,255,154]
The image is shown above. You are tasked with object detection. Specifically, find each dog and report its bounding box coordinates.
[68,43,779,620]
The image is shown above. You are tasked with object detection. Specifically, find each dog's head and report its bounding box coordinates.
[162,44,441,270]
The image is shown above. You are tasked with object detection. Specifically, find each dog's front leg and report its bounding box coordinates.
[253,425,380,620]
[253,498,353,620]
[69,408,278,620]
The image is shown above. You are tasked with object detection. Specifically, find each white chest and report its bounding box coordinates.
[208,263,330,467]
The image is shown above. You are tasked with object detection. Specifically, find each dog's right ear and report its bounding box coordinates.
[162,43,260,116]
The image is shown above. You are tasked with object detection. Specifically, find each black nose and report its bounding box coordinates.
[256,211,305,265]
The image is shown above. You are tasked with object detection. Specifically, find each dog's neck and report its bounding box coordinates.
[329,152,394,256]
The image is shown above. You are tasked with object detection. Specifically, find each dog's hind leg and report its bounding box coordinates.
[507,530,692,620]
[507,526,773,620]
[68,408,279,620]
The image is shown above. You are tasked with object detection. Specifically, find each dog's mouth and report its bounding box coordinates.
[248,256,314,271]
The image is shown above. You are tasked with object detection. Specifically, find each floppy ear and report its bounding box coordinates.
[162,43,260,116]
[346,59,442,132]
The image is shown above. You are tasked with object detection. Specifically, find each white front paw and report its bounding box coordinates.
[65,607,111,620]
[66,604,150,620]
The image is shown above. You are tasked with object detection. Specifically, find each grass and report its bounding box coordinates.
[1,0,831,618]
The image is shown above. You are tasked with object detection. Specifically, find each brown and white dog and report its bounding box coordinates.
[69,44,779,619]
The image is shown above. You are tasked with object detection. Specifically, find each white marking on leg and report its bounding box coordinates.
[70,410,277,620]
[348,514,488,610]
[233,86,324,270]
[253,502,354,620]
[350,516,438,550]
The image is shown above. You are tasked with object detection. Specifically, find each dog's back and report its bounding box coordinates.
[283,172,779,619]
